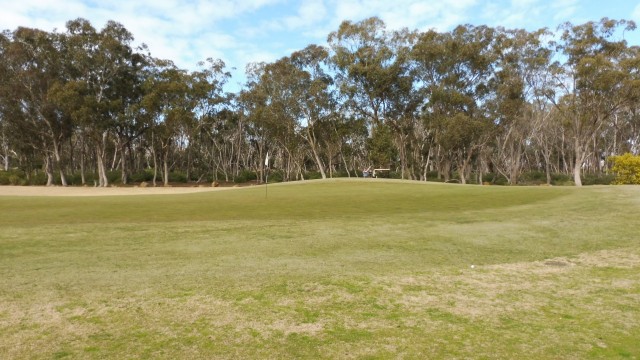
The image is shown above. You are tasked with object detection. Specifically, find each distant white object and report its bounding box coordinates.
[470,265,475,269]
[372,168,390,178]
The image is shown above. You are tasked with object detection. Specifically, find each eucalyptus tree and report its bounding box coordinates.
[328,17,419,174]
[58,18,144,186]
[413,25,496,183]
[383,29,422,179]
[109,51,148,185]
[488,28,552,184]
[605,44,640,157]
[2,27,72,185]
[0,31,11,171]
[142,59,195,186]
[253,57,306,180]
[549,18,637,186]
[190,58,235,181]
[238,63,270,182]
[289,44,337,179]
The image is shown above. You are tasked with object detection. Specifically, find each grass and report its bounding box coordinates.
[1,179,639,359]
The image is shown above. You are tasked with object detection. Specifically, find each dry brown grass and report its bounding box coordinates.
[375,248,640,320]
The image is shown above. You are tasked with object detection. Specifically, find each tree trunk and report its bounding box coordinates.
[44,155,54,186]
[1,129,8,171]
[151,129,158,187]
[442,158,451,182]
[573,161,582,186]
[52,138,67,186]
[573,140,585,187]
[163,149,169,187]
[96,148,108,187]
[306,128,326,179]
[80,146,86,186]
[96,131,109,187]
[120,142,129,185]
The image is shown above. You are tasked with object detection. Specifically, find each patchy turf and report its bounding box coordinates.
[0,180,639,358]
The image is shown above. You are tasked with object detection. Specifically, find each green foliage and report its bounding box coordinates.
[303,171,323,180]
[0,170,23,185]
[581,173,615,185]
[425,171,443,182]
[482,172,508,185]
[267,170,284,183]
[65,172,95,186]
[234,169,257,183]
[366,124,396,168]
[551,173,574,186]
[381,170,397,179]
[107,171,121,184]
[168,171,188,183]
[519,171,546,184]
[609,153,640,185]
[130,169,154,183]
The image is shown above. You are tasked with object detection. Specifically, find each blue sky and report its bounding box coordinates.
[3,0,640,89]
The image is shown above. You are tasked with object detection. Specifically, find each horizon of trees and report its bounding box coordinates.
[1,17,639,187]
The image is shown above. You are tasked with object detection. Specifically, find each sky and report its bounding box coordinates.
[3,0,640,90]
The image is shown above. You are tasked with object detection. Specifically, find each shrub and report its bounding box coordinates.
[0,171,10,185]
[131,169,154,183]
[609,153,640,184]
[267,170,283,183]
[482,173,508,185]
[0,169,26,185]
[27,172,48,186]
[304,171,324,180]
[168,171,188,183]
[107,170,121,184]
[234,170,257,183]
[581,173,615,185]
[425,171,444,182]
[550,173,573,186]
[520,171,547,185]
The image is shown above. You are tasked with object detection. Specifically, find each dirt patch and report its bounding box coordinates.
[544,260,570,267]
[375,248,640,319]
[0,184,248,197]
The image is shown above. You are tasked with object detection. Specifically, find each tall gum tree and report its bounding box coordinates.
[190,58,232,181]
[142,59,194,186]
[328,17,418,175]
[549,18,637,186]
[61,18,141,187]
[290,45,336,179]
[488,28,552,184]
[4,27,71,186]
[413,25,495,183]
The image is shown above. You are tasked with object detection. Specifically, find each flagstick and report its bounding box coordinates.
[265,169,268,199]
[264,152,269,199]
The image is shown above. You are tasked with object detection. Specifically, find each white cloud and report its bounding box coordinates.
[325,0,478,32]
[551,1,578,22]
[634,4,640,23]
[0,0,290,74]
[4,0,639,93]
[283,0,327,29]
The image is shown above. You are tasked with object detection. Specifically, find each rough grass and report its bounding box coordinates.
[1,179,639,359]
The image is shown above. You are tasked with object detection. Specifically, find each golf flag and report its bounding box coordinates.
[265,152,269,167]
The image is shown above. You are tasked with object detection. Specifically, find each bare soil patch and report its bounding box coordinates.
[0,184,242,197]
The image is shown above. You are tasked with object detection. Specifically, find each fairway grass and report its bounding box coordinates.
[1,180,639,359]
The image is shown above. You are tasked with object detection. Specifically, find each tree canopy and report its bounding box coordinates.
[1,17,639,186]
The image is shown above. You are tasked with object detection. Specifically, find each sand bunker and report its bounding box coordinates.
[0,185,237,197]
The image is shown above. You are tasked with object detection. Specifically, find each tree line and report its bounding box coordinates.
[1,17,639,187]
